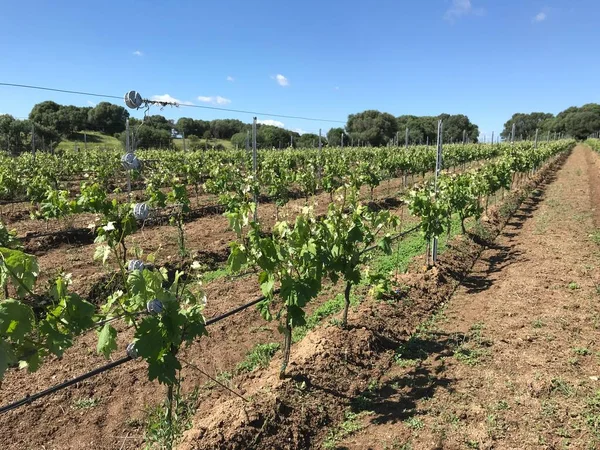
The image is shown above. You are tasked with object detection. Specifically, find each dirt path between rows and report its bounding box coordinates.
[338,145,600,450]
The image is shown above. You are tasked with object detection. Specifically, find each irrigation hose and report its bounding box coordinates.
[0,226,424,414]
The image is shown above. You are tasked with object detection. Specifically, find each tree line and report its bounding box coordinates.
[8,98,598,154]
[501,104,600,141]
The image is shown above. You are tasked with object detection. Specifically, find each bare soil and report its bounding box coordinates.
[174,150,571,449]
[335,145,600,449]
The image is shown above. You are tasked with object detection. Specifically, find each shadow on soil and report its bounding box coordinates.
[352,332,463,426]
[460,174,556,295]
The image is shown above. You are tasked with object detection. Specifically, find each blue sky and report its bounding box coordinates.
[1,0,599,140]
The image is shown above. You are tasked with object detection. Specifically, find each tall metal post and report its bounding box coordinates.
[432,120,443,265]
[290,134,293,147]
[511,123,516,144]
[125,119,131,197]
[491,131,494,146]
[318,129,322,186]
[341,132,344,148]
[462,129,466,145]
[405,127,409,148]
[31,123,35,161]
[534,128,539,149]
[125,119,131,153]
[252,117,258,222]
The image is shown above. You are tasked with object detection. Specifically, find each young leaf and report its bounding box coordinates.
[97,323,118,359]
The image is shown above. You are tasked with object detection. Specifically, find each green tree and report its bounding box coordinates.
[500,112,555,140]
[296,133,324,148]
[553,104,600,140]
[326,127,349,146]
[28,101,61,130]
[396,115,438,145]
[144,115,173,132]
[346,110,399,147]
[257,125,295,148]
[88,102,129,134]
[438,114,479,143]
[209,119,245,139]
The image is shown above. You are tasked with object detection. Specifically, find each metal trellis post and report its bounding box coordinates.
[432,119,443,265]
[252,117,258,222]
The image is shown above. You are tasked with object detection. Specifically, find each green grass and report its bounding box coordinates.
[200,268,230,284]
[72,397,100,409]
[144,388,199,450]
[173,138,233,151]
[323,410,369,449]
[369,215,463,279]
[56,131,121,150]
[405,416,425,431]
[235,342,280,373]
[292,293,359,343]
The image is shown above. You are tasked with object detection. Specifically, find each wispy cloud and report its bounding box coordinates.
[257,119,285,128]
[533,11,547,23]
[87,101,96,107]
[444,0,484,21]
[226,76,234,82]
[334,86,340,91]
[151,94,194,105]
[197,96,231,106]
[293,128,307,135]
[271,74,289,87]
[133,50,143,56]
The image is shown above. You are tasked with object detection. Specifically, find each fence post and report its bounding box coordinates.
[432,119,443,265]
[252,117,258,222]
[125,119,132,198]
[405,127,409,148]
[511,123,516,144]
[31,123,35,161]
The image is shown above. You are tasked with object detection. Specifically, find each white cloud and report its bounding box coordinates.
[257,119,285,128]
[444,0,484,21]
[272,74,289,87]
[533,12,547,23]
[87,100,96,106]
[226,76,234,82]
[151,94,194,105]
[133,50,143,56]
[293,128,307,135]
[334,86,340,91]
[197,96,232,105]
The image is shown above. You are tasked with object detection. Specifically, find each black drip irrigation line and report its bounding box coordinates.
[0,356,131,414]
[0,226,424,414]
[0,229,426,415]
[0,289,277,415]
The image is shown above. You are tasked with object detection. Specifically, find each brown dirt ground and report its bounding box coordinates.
[0,174,414,450]
[334,145,600,449]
